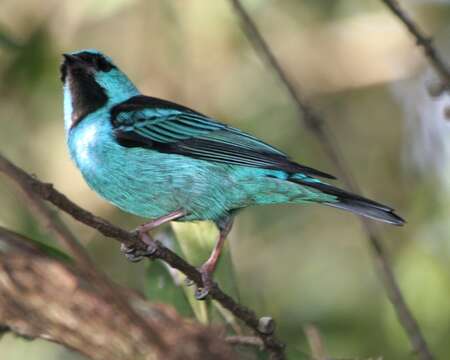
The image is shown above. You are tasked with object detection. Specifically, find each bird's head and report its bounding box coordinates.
[61,49,139,130]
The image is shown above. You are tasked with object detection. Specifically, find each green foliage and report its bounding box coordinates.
[0,26,20,50]
[1,25,56,92]
[145,260,194,318]
[32,240,73,263]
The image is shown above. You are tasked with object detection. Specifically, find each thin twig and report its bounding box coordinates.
[304,324,328,360]
[228,1,433,360]
[380,0,450,94]
[13,179,94,268]
[226,335,263,348]
[0,153,285,360]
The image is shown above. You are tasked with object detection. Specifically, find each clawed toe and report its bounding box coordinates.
[194,265,215,300]
[195,287,210,300]
[120,243,143,262]
[185,271,212,300]
[124,252,145,263]
[120,238,158,263]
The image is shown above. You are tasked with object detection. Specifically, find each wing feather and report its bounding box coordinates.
[110,95,335,179]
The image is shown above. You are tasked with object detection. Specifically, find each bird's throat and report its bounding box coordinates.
[67,72,108,129]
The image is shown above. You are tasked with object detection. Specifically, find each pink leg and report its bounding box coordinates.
[196,217,234,300]
[121,209,186,262]
[138,209,186,234]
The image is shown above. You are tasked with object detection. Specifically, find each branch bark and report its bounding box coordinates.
[0,227,234,360]
[0,153,284,359]
[228,1,433,360]
[380,0,450,95]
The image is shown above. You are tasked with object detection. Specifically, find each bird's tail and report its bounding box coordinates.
[291,178,405,226]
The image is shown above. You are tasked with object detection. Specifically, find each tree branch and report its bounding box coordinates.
[226,335,263,348]
[303,324,327,360]
[0,156,185,351]
[0,153,285,359]
[228,1,433,360]
[0,226,234,360]
[380,0,450,95]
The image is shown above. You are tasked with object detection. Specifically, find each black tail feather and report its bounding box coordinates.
[324,199,405,225]
[290,179,405,226]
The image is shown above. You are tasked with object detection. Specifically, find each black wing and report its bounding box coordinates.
[110,95,335,179]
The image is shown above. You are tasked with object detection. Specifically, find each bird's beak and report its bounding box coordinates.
[61,53,89,83]
[63,53,81,64]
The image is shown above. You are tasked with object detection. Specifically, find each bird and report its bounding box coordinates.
[61,49,405,299]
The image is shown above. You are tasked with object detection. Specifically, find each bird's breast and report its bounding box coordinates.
[69,122,101,169]
[67,112,120,189]
[66,114,241,221]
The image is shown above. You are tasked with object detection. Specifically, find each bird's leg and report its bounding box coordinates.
[195,217,234,300]
[121,209,186,262]
[137,209,187,233]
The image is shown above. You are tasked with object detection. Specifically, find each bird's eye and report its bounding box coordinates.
[94,57,113,72]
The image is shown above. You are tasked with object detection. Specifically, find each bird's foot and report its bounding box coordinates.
[184,277,195,287]
[120,232,158,262]
[194,264,215,300]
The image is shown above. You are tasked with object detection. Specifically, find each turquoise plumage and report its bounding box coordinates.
[61,49,404,298]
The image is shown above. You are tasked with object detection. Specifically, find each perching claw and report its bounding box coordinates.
[120,209,186,262]
[120,235,158,262]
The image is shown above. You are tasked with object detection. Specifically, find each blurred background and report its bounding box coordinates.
[0,0,449,359]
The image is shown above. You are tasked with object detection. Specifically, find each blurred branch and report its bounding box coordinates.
[380,0,450,95]
[8,165,93,269]
[0,155,178,350]
[304,324,328,360]
[228,1,433,360]
[0,153,285,359]
[226,335,263,348]
[0,226,233,360]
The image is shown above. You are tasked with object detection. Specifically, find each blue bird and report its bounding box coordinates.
[61,49,404,299]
